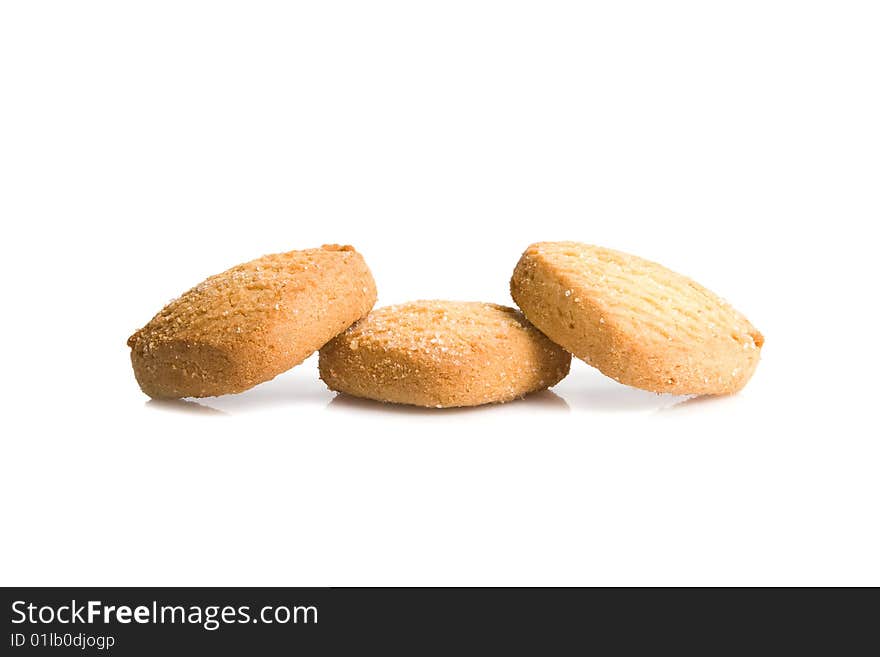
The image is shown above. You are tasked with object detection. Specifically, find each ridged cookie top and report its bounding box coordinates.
[128,244,373,349]
[517,242,763,351]
[338,300,553,362]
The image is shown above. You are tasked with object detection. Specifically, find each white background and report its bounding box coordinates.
[1,2,878,586]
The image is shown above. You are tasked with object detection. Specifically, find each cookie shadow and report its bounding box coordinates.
[142,365,332,415]
[656,393,739,413]
[325,389,570,415]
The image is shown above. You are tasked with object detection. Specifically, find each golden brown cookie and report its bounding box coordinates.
[128,244,376,398]
[510,242,763,395]
[318,300,571,407]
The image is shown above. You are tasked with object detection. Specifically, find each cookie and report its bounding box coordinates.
[318,300,571,407]
[510,242,763,395]
[128,244,376,398]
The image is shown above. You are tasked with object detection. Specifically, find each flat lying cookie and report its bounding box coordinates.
[128,244,376,398]
[319,301,571,407]
[510,242,763,395]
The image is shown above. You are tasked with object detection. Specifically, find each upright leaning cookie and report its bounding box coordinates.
[510,242,763,395]
[319,301,571,407]
[128,244,376,398]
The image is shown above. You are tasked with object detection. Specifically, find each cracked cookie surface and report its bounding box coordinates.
[510,242,763,395]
